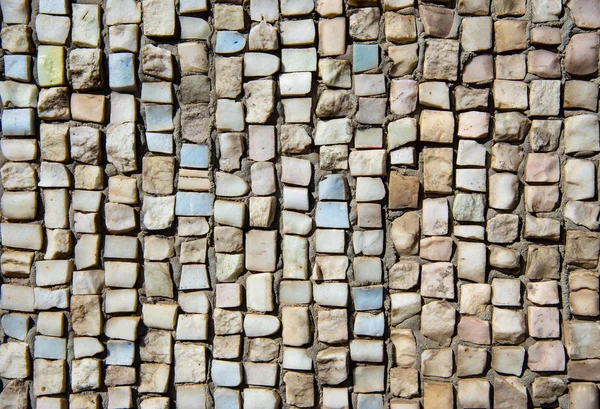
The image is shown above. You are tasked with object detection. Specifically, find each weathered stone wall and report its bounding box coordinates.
[0,0,600,407]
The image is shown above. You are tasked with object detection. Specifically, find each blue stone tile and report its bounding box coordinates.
[108,53,136,92]
[357,394,384,409]
[181,143,209,169]
[319,174,348,201]
[1,314,29,340]
[215,31,246,54]
[2,109,36,136]
[145,104,174,132]
[180,264,210,290]
[353,44,379,73]
[106,340,135,366]
[354,312,385,337]
[5,55,32,82]
[146,132,173,154]
[34,335,67,360]
[316,201,350,228]
[175,192,214,216]
[352,286,384,311]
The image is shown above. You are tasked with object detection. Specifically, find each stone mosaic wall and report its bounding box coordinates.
[0,0,600,407]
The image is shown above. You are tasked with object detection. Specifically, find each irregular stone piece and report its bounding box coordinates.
[492,308,526,344]
[388,43,419,76]
[284,372,314,407]
[391,293,421,325]
[489,173,519,210]
[455,86,489,111]
[423,381,453,408]
[421,263,454,298]
[215,172,250,197]
[282,307,311,346]
[494,53,525,80]
[566,33,599,76]
[525,186,560,214]
[348,150,386,176]
[316,347,349,385]
[349,8,380,40]
[71,295,102,336]
[458,379,490,409]
[141,45,173,81]
[569,359,600,381]
[532,377,566,405]
[34,359,66,396]
[69,48,102,91]
[319,17,346,56]
[243,389,280,409]
[569,383,600,409]
[0,342,30,379]
[142,0,175,37]
[461,17,492,51]
[316,90,355,118]
[423,39,459,81]
[528,50,560,78]
[1,25,33,54]
[421,5,456,38]
[423,148,453,194]
[492,376,527,409]
[462,55,494,84]
[421,348,453,378]
[421,301,455,347]
[0,380,28,409]
[487,214,519,244]
[244,80,275,123]
[419,82,450,110]
[385,12,416,44]
[568,0,600,28]
[390,79,418,115]
[1,224,43,251]
[566,231,600,269]
[249,20,278,51]
[389,173,419,209]
[0,0,29,24]
[565,115,599,155]
[565,201,600,230]
[528,340,565,371]
[390,212,419,256]
[419,110,454,143]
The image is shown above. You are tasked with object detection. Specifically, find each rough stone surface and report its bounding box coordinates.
[0,0,596,407]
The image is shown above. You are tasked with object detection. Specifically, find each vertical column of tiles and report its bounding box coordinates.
[212,0,247,406]
[383,1,420,408]
[278,0,316,405]
[315,1,351,409]
[44,0,103,405]
[522,0,564,403]
[349,2,388,409]
[36,0,74,399]
[244,2,282,408]
[1,1,39,408]
[137,0,178,408]
[454,0,493,407]
[68,1,107,407]
[243,0,281,407]
[173,1,212,409]
[563,46,600,402]
[276,1,316,408]
[562,0,600,405]
[486,0,528,408]
[420,1,459,406]
[419,34,458,409]
[104,1,142,408]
